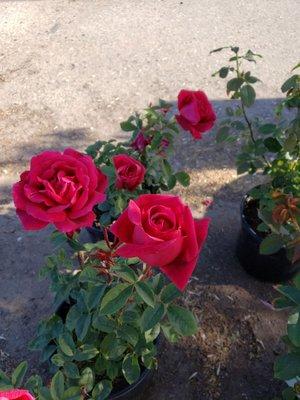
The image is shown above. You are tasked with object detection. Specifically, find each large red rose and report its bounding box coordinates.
[110,194,210,290]
[0,389,35,400]
[13,148,108,233]
[175,89,216,139]
[113,154,146,191]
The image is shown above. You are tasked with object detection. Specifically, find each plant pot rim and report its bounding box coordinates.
[109,366,154,399]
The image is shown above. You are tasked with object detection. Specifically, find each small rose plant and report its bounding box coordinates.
[211,46,300,263]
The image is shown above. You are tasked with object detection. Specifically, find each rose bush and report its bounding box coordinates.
[176,89,216,139]
[13,148,108,233]
[110,194,210,290]
[0,389,35,400]
[112,154,146,191]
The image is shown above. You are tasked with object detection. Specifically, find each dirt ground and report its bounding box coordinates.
[1,0,299,399]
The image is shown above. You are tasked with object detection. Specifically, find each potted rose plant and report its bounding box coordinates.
[211,46,300,282]
[6,140,210,399]
[84,95,215,241]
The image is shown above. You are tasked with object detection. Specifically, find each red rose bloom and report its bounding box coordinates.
[113,154,146,191]
[110,194,210,290]
[175,89,216,139]
[13,148,108,233]
[131,132,152,152]
[0,389,35,400]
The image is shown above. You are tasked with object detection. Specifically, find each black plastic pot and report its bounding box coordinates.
[55,302,157,400]
[236,193,299,283]
[109,367,155,400]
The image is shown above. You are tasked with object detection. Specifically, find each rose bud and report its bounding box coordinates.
[131,131,152,152]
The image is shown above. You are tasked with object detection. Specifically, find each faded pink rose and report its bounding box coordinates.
[176,89,216,139]
[13,148,108,233]
[0,389,35,400]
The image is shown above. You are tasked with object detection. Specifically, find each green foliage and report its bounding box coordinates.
[25,245,197,399]
[274,275,300,398]
[211,46,300,261]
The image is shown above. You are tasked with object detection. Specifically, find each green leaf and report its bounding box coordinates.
[281,75,299,93]
[64,362,80,379]
[260,234,284,255]
[50,371,65,400]
[100,334,126,360]
[160,284,181,303]
[240,84,256,107]
[276,285,300,306]
[161,323,181,343]
[274,353,300,380]
[12,361,28,387]
[120,121,136,131]
[122,354,141,384]
[74,345,99,361]
[106,361,119,381]
[162,159,172,178]
[227,78,244,92]
[135,281,155,308]
[282,387,297,400]
[100,283,133,315]
[244,72,259,83]
[92,380,112,400]
[79,367,94,392]
[51,353,65,367]
[85,285,106,310]
[113,265,138,283]
[92,314,117,333]
[288,314,300,347]
[141,303,164,332]
[39,387,53,400]
[118,325,139,346]
[0,369,11,386]
[63,386,82,400]
[175,171,190,187]
[216,126,231,143]
[258,123,277,134]
[25,375,43,394]
[58,332,75,357]
[75,314,91,341]
[167,305,198,336]
[167,175,177,190]
[219,67,229,78]
[264,137,282,152]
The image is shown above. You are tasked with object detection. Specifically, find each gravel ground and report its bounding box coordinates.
[0,1,300,399]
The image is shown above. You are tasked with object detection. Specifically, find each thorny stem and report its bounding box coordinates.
[103,227,112,249]
[77,251,85,267]
[235,54,271,168]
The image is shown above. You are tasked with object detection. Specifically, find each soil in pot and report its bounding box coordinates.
[236,195,299,283]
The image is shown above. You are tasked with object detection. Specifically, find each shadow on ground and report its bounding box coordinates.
[0,98,289,399]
